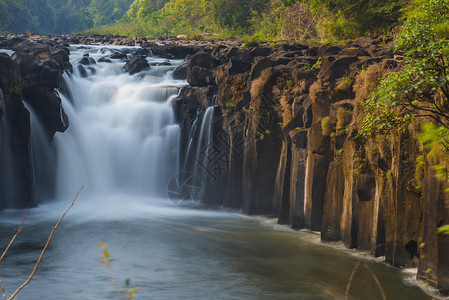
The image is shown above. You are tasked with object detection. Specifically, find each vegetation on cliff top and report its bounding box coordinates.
[1,0,410,42]
[80,0,410,41]
[362,0,449,138]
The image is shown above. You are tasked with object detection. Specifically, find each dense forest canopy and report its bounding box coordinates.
[0,0,413,41]
[0,0,133,34]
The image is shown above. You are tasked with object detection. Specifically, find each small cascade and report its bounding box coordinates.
[0,89,14,208]
[54,45,184,200]
[177,96,218,204]
[192,106,215,183]
[23,101,56,202]
[182,111,199,172]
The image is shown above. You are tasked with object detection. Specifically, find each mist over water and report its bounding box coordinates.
[0,46,429,299]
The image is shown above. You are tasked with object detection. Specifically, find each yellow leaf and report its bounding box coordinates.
[102,249,109,258]
[98,243,107,248]
[124,287,140,299]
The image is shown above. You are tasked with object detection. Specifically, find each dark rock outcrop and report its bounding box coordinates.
[172,63,187,80]
[123,56,150,75]
[0,35,70,208]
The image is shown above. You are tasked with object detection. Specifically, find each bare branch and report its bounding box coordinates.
[7,186,84,300]
[0,204,31,264]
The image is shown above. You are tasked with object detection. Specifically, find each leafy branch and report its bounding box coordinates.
[98,243,140,299]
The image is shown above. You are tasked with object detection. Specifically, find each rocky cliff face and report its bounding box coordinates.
[172,37,449,294]
[0,36,70,208]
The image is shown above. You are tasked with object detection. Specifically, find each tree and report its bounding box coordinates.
[126,0,169,20]
[211,0,267,34]
[361,0,449,137]
[88,0,134,27]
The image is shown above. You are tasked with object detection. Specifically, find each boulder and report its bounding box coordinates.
[188,51,217,70]
[123,56,150,75]
[173,63,188,80]
[98,57,112,63]
[250,47,273,58]
[229,49,253,75]
[109,52,128,60]
[187,66,214,87]
[78,56,96,65]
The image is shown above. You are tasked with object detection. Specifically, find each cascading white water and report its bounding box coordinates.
[192,106,215,183]
[54,45,185,200]
[23,101,56,201]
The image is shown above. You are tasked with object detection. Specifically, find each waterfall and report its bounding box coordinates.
[23,101,56,202]
[53,45,184,200]
[176,97,217,205]
[192,106,215,183]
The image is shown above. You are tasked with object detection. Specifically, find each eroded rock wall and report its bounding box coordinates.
[0,36,70,208]
[174,37,449,294]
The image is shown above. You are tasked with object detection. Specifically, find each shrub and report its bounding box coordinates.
[185,32,203,41]
[321,116,332,136]
[242,36,261,48]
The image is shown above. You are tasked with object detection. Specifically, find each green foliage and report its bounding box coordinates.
[337,75,352,90]
[307,0,408,39]
[309,57,322,71]
[124,279,140,299]
[8,74,35,96]
[418,122,449,151]
[438,225,449,235]
[242,36,261,48]
[88,0,134,27]
[361,0,449,138]
[318,10,360,41]
[250,0,285,41]
[0,0,55,34]
[126,0,168,20]
[185,32,203,41]
[211,0,267,35]
[0,0,412,40]
[280,0,298,6]
[336,107,353,129]
[321,116,331,136]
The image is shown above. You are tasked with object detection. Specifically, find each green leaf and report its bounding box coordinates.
[124,287,141,299]
[437,225,449,235]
